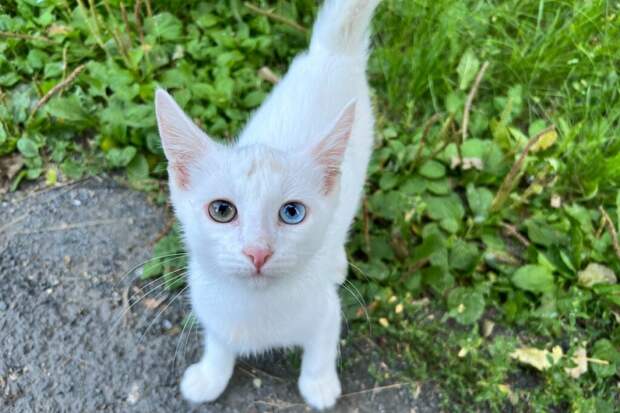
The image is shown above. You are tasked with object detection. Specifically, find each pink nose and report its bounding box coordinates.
[243,247,273,272]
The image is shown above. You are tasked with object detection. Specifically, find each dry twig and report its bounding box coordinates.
[362,198,371,253]
[341,382,408,398]
[500,222,531,248]
[244,3,308,34]
[258,66,280,84]
[29,64,86,119]
[599,206,620,260]
[413,112,443,167]
[462,61,490,142]
[0,31,52,43]
[491,125,556,212]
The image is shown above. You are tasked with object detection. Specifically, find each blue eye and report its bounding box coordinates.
[279,202,306,225]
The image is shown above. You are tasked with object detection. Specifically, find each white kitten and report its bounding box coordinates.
[154,0,380,409]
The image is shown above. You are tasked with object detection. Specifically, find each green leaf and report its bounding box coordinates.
[401,176,427,195]
[142,259,163,279]
[0,123,7,146]
[526,219,565,247]
[425,194,465,222]
[447,287,485,325]
[422,266,454,294]
[418,160,446,179]
[127,154,149,181]
[45,168,57,186]
[616,191,620,233]
[0,72,20,86]
[593,284,620,306]
[449,240,480,272]
[591,339,620,378]
[379,172,399,190]
[106,146,137,168]
[17,137,39,158]
[426,178,451,195]
[456,49,480,90]
[145,13,183,40]
[512,265,555,294]
[242,90,266,108]
[357,258,390,281]
[466,184,493,222]
[413,233,445,262]
[61,159,85,180]
[46,95,90,123]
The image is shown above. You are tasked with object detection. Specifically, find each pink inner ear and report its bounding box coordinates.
[314,138,348,195]
[156,89,211,191]
[313,101,356,195]
[170,163,190,189]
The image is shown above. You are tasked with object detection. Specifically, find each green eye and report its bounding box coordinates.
[279,202,306,225]
[208,200,237,223]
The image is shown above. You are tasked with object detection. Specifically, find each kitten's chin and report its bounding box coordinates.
[235,269,283,288]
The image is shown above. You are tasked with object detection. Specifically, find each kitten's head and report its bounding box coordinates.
[155,89,354,285]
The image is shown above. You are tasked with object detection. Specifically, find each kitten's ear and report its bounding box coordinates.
[155,88,210,190]
[312,100,356,195]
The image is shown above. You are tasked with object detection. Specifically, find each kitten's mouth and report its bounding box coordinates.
[244,267,278,282]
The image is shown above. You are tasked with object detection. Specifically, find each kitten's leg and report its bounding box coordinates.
[298,288,342,410]
[180,331,235,403]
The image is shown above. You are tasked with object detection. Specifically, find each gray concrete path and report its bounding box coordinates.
[0,177,439,412]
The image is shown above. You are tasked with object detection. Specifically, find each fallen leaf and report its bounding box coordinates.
[578,263,617,288]
[530,128,558,152]
[483,320,495,338]
[498,384,519,405]
[0,153,24,194]
[48,24,71,36]
[510,346,563,370]
[450,156,484,171]
[411,297,430,307]
[565,347,588,378]
[142,297,166,310]
[258,66,280,84]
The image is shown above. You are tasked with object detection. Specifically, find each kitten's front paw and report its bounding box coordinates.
[180,362,227,404]
[298,372,342,410]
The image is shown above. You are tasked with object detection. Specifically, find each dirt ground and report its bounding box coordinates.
[0,177,442,412]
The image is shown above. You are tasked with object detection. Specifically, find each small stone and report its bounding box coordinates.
[126,382,140,405]
[0,302,7,311]
[72,199,82,207]
[483,320,495,338]
[252,378,262,389]
[162,319,172,330]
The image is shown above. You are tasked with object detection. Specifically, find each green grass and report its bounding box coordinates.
[2,0,620,411]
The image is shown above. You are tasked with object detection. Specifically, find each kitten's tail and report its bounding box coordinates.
[310,0,381,57]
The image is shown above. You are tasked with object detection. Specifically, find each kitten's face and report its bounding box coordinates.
[175,146,334,282]
[155,90,354,285]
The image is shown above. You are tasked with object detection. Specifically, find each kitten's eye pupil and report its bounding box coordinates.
[208,200,237,223]
[279,202,306,225]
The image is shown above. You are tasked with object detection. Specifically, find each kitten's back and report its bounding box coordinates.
[238,0,380,153]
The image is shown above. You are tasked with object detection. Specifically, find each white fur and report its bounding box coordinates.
[155,0,379,410]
